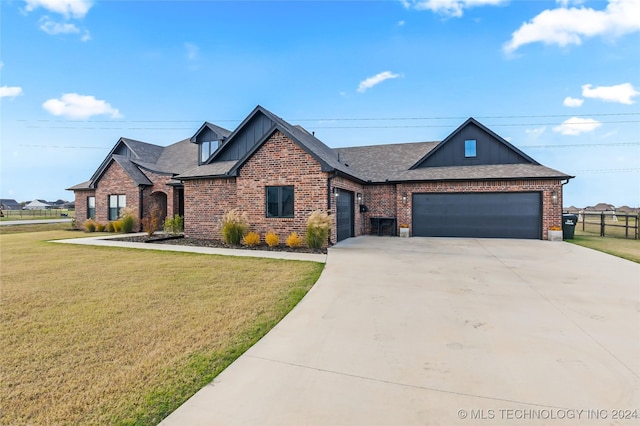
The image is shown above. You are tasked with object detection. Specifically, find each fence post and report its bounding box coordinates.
[624,214,629,238]
[600,212,605,237]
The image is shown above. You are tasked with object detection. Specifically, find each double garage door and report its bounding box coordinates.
[412,192,542,239]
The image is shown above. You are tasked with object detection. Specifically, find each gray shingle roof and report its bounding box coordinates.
[67,180,92,190]
[71,107,572,191]
[178,161,238,179]
[112,155,153,186]
[391,163,571,182]
[121,138,164,163]
[334,142,439,182]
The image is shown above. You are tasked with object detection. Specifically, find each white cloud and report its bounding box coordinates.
[39,18,91,40]
[357,71,401,93]
[563,96,584,107]
[398,20,405,26]
[525,126,547,137]
[582,83,639,105]
[42,93,122,119]
[553,117,602,135]
[504,0,640,54]
[0,86,24,99]
[401,0,507,18]
[40,18,79,34]
[24,0,92,19]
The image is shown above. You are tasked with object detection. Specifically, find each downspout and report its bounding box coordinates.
[327,171,337,245]
[138,186,144,232]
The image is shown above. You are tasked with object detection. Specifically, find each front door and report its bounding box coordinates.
[336,189,354,242]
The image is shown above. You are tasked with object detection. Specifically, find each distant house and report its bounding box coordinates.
[69,105,573,242]
[0,199,21,210]
[563,205,580,214]
[616,206,639,214]
[585,203,615,212]
[24,199,51,210]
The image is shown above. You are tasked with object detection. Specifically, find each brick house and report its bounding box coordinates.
[69,105,572,242]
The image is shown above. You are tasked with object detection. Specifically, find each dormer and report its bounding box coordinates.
[190,122,232,165]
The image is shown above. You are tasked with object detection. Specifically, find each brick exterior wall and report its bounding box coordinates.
[184,131,352,245]
[73,161,179,230]
[73,189,95,225]
[183,178,237,239]
[362,184,397,235]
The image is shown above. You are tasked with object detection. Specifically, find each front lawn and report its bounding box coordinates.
[0,229,323,425]
[567,230,640,263]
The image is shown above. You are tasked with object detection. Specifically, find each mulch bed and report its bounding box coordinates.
[110,234,328,254]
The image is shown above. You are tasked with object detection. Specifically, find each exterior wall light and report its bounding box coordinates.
[551,190,558,205]
[357,193,362,204]
[333,187,340,197]
[402,192,408,205]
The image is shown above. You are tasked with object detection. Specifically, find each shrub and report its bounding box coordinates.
[107,221,116,233]
[265,231,279,247]
[112,220,123,233]
[286,232,302,249]
[141,208,161,237]
[117,207,137,233]
[95,222,106,232]
[164,214,184,235]
[221,209,249,245]
[83,219,96,233]
[243,231,261,247]
[306,210,332,249]
[120,215,136,233]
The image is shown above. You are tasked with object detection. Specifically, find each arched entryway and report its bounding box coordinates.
[150,191,168,224]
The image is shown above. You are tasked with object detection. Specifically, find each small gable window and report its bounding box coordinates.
[200,140,219,164]
[266,186,294,218]
[465,139,477,158]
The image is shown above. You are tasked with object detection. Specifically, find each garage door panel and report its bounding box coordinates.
[413,192,541,239]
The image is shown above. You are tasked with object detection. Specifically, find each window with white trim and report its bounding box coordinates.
[109,194,126,220]
[87,196,95,219]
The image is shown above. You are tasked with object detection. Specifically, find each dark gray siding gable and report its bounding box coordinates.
[215,113,275,162]
[413,119,537,169]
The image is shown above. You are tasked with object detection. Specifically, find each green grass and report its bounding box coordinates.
[0,209,74,221]
[576,214,638,239]
[1,227,324,425]
[0,222,75,234]
[567,230,640,264]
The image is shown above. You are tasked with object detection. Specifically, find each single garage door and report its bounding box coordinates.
[412,192,541,239]
[336,189,354,242]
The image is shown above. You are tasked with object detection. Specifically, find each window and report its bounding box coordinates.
[109,194,126,220]
[200,140,219,163]
[266,186,294,218]
[87,196,95,219]
[465,139,477,158]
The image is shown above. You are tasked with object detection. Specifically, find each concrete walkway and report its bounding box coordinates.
[52,234,327,263]
[160,236,639,426]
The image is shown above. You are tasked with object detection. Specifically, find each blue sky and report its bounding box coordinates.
[1,0,639,208]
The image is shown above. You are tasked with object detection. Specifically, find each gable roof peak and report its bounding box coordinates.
[409,117,539,169]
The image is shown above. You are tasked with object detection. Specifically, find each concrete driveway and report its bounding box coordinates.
[161,236,640,426]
